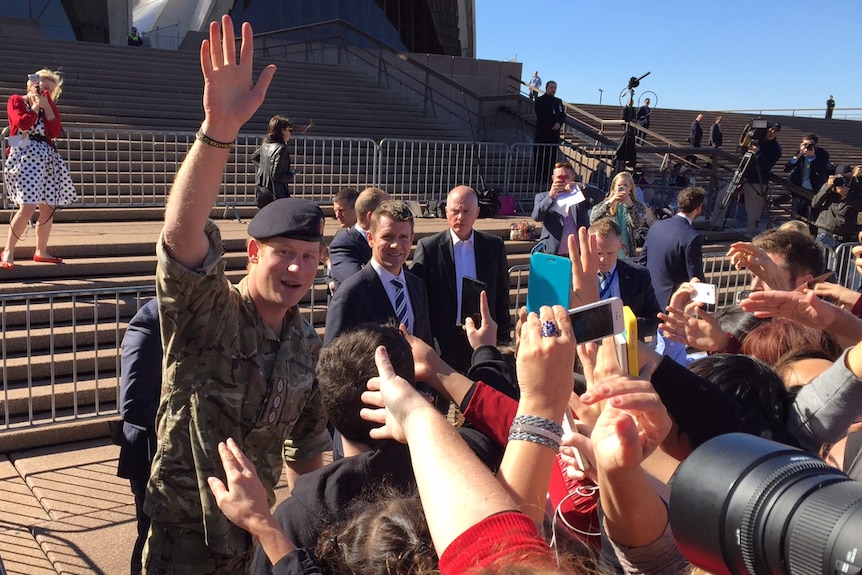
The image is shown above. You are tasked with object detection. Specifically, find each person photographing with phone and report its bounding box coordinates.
[589,171,650,258]
[2,69,77,269]
[531,161,590,256]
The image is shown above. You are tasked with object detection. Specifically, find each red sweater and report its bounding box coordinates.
[463,380,601,547]
[438,511,556,574]
[7,93,63,144]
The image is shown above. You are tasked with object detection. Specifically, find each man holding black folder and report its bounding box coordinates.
[411,185,512,374]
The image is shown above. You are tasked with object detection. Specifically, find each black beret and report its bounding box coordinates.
[248,198,325,242]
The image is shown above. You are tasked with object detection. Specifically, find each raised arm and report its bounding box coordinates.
[361,347,517,555]
[162,16,276,269]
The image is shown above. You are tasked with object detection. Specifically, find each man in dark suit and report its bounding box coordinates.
[327,187,389,290]
[708,116,723,148]
[116,298,162,575]
[533,80,565,185]
[589,217,660,340]
[640,186,706,311]
[531,161,591,256]
[641,186,706,364]
[325,199,432,347]
[783,132,830,229]
[411,185,512,373]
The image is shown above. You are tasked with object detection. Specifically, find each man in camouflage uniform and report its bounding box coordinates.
[142,16,330,574]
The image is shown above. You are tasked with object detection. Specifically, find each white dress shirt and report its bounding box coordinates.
[369,258,414,333]
[451,229,477,326]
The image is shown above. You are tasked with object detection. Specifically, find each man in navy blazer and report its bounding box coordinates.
[589,217,660,339]
[531,161,591,255]
[116,298,162,575]
[640,186,706,310]
[327,187,389,290]
[324,200,432,347]
[411,185,512,373]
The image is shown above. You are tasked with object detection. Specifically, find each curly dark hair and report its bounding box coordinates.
[315,488,437,575]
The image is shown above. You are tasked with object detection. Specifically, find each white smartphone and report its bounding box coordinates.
[562,411,590,472]
[691,283,716,305]
[567,297,625,345]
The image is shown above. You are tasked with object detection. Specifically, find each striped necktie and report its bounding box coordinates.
[599,271,609,293]
[391,278,410,331]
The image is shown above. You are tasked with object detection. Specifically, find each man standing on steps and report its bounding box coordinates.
[533,80,565,186]
[708,116,723,148]
[410,185,512,374]
[143,17,330,574]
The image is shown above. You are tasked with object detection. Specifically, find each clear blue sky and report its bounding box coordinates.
[476,0,859,116]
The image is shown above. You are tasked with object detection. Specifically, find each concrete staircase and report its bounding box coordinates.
[0,36,468,141]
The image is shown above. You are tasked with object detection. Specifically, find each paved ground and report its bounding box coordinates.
[0,438,304,575]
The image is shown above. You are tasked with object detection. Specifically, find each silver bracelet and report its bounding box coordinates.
[508,430,560,451]
[511,414,564,437]
[510,423,562,446]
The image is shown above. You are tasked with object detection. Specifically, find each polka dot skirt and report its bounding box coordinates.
[4,114,77,207]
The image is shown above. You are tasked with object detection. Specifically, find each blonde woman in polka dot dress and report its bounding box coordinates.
[2,69,77,269]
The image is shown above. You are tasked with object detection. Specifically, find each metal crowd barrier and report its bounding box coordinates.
[1,128,612,209]
[0,279,330,432]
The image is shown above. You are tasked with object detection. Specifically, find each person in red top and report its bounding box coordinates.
[2,68,77,269]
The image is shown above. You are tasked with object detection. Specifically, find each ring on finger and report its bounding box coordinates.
[541,320,558,337]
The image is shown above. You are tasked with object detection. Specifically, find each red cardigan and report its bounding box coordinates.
[438,511,556,574]
[7,93,63,145]
[463,380,601,548]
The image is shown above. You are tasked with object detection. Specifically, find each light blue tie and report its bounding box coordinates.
[391,278,410,331]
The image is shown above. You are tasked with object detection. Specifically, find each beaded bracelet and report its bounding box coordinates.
[511,414,564,437]
[508,430,560,451]
[510,423,562,445]
[508,414,563,451]
[196,129,233,149]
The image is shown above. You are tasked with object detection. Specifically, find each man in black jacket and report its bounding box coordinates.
[740,123,782,235]
[812,164,862,248]
[533,80,565,186]
[783,132,830,226]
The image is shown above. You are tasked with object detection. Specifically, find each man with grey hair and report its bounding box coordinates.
[411,185,512,373]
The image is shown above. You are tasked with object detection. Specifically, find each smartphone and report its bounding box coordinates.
[567,297,625,345]
[562,411,589,472]
[691,283,716,305]
[527,252,572,313]
[461,277,486,327]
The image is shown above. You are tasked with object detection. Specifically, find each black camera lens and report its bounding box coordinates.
[804,143,815,150]
[669,433,862,575]
[834,176,846,187]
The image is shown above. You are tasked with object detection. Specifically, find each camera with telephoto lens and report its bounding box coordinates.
[669,433,862,575]
[834,175,846,187]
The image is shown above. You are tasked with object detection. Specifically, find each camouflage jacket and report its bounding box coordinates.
[145,221,330,555]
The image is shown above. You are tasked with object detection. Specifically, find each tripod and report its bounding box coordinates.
[710,152,753,231]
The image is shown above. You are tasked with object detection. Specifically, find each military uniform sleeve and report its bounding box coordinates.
[282,379,331,462]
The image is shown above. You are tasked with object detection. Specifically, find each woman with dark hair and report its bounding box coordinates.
[252,114,295,208]
[2,68,77,268]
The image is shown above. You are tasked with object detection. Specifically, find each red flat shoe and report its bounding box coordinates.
[33,254,63,264]
[0,251,13,270]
